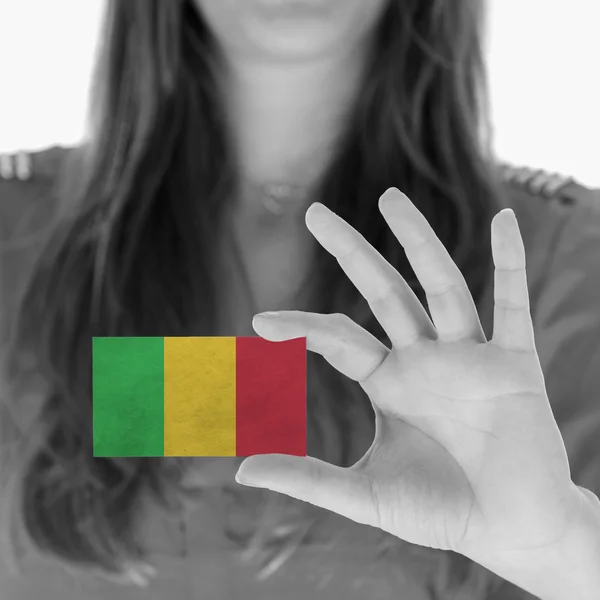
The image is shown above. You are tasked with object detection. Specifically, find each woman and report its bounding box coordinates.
[1,0,600,598]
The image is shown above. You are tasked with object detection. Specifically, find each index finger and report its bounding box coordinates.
[305,202,436,348]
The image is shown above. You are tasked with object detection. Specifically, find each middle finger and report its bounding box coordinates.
[305,202,436,349]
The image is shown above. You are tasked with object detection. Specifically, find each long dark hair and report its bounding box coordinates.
[3,0,509,596]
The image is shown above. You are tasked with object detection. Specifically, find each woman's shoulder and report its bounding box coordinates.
[500,163,600,209]
[507,163,600,265]
[0,145,78,335]
[0,145,75,242]
[497,163,600,296]
[499,162,600,238]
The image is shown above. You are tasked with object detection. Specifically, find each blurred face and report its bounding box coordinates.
[192,0,390,62]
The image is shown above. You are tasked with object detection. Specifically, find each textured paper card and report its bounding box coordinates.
[92,336,306,457]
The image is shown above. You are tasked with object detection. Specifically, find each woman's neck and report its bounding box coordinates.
[221,44,372,212]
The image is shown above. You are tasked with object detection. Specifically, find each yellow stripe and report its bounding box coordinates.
[164,337,236,456]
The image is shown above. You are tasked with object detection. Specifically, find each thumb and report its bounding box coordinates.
[235,454,377,527]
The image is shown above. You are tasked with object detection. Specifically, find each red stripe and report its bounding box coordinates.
[236,336,306,457]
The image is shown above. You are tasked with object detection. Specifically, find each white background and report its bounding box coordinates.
[0,0,598,186]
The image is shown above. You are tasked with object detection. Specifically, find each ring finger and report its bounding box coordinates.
[378,189,487,343]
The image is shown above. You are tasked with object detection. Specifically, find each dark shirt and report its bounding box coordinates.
[1,146,600,599]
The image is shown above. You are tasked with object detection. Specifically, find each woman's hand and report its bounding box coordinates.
[235,188,599,598]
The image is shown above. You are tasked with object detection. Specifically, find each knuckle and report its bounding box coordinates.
[426,281,465,300]
[329,312,353,327]
[494,298,528,311]
[369,281,405,308]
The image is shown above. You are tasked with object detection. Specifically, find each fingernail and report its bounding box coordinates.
[254,312,279,319]
[384,187,401,196]
[381,187,403,201]
[498,209,519,231]
[306,202,332,222]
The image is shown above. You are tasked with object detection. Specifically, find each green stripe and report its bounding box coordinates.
[93,337,165,457]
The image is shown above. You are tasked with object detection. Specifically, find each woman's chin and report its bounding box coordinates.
[242,1,350,62]
[246,18,342,61]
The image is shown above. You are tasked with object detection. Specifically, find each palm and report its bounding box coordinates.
[356,341,571,555]
[238,189,579,569]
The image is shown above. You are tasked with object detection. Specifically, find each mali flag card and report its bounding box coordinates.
[92,336,306,457]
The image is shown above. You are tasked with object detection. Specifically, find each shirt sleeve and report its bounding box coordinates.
[531,196,600,495]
